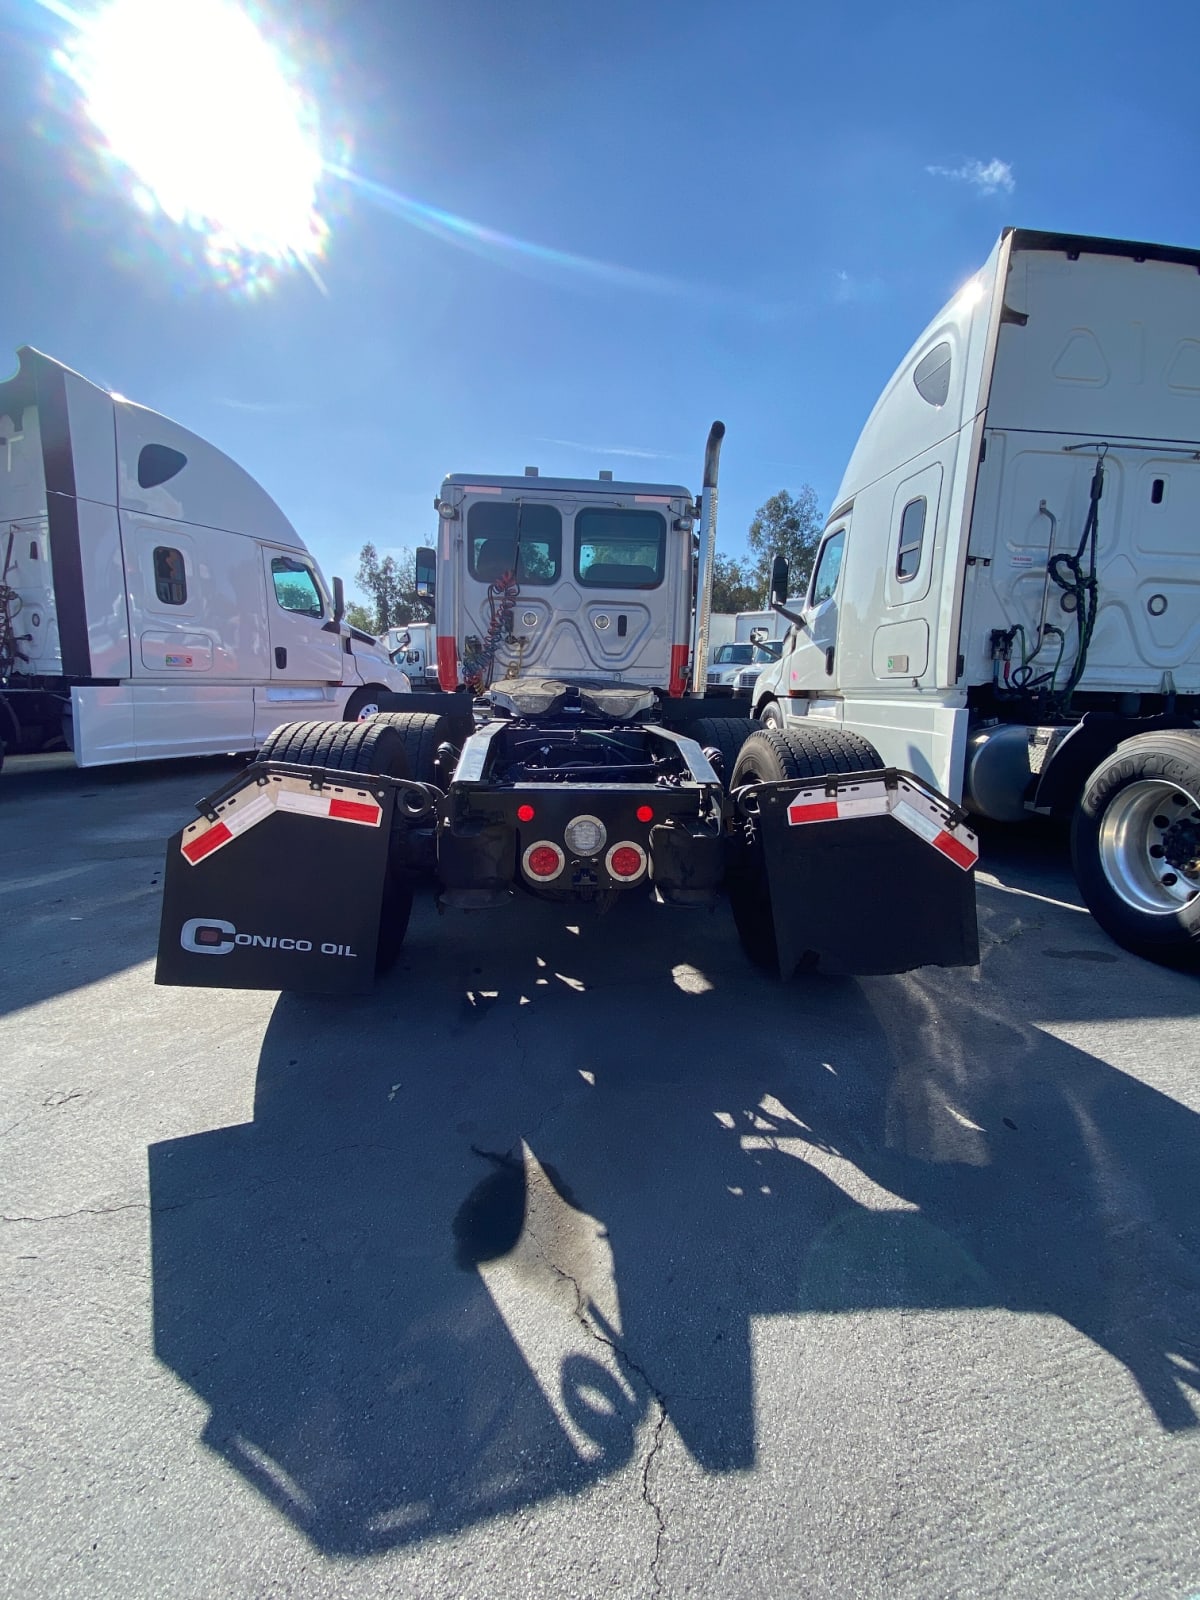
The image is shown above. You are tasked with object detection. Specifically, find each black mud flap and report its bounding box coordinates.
[156,766,399,995]
[728,770,979,978]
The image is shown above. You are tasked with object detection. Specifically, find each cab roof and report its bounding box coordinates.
[441,472,694,500]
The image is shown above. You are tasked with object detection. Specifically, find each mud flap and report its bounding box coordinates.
[728,770,979,978]
[155,767,398,995]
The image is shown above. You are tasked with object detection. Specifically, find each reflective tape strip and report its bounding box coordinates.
[329,798,383,825]
[787,800,840,825]
[893,798,978,871]
[181,822,232,864]
[180,776,382,865]
[783,778,978,872]
[787,786,890,826]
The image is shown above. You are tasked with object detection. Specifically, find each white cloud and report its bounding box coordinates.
[832,269,885,306]
[537,437,672,460]
[925,157,1015,196]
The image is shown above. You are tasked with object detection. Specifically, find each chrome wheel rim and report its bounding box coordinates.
[1098,778,1200,915]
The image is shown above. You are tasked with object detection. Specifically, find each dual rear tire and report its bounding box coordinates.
[256,712,472,973]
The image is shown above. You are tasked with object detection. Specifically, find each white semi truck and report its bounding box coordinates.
[748,228,1200,968]
[0,347,410,770]
[156,426,980,995]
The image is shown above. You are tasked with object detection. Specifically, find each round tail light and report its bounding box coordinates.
[516,803,536,822]
[564,814,607,856]
[635,804,654,824]
[523,841,565,881]
[606,841,647,882]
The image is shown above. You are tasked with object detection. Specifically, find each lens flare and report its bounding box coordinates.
[53,0,328,292]
[326,163,724,303]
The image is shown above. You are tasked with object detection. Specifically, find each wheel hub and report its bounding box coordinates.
[1098,778,1200,915]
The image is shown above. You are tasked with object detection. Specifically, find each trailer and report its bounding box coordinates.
[750,230,1200,968]
[0,348,410,769]
[156,426,979,995]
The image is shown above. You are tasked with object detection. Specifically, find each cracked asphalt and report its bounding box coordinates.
[3,752,1200,1599]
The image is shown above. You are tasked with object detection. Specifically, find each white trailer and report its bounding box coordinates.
[0,347,410,769]
[751,228,1200,966]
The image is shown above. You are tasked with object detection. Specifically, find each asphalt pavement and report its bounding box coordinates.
[2,751,1200,1599]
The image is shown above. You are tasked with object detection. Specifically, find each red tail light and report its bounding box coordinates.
[523,841,565,881]
[606,842,647,882]
[635,805,654,824]
[517,803,535,822]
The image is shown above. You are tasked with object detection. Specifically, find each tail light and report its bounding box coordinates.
[605,841,647,882]
[523,840,565,881]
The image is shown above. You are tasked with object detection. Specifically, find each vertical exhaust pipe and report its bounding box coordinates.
[691,420,725,698]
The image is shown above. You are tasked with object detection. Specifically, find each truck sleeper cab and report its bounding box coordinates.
[0,346,409,768]
[751,229,1200,967]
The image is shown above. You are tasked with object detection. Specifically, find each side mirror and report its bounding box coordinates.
[332,575,346,625]
[769,554,790,606]
[415,547,436,600]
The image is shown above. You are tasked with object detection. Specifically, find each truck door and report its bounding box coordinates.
[262,548,342,682]
[783,522,848,697]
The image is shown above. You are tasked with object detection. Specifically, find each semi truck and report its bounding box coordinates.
[384,621,439,688]
[155,425,980,995]
[0,347,410,770]
[748,229,1200,969]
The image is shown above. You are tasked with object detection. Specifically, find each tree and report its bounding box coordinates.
[747,486,823,599]
[344,601,375,633]
[710,552,760,613]
[354,543,433,632]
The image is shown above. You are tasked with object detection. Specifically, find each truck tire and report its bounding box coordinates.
[727,726,883,973]
[730,725,882,788]
[683,716,756,789]
[1071,730,1200,969]
[344,686,389,722]
[257,718,414,970]
[258,718,412,779]
[363,711,473,785]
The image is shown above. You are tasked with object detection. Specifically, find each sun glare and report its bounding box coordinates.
[57,0,327,290]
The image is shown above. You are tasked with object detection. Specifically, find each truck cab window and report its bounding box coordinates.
[896,497,927,581]
[467,502,562,584]
[575,508,666,589]
[271,557,324,618]
[809,530,846,606]
[153,546,187,605]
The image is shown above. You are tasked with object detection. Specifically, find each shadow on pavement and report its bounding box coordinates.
[0,755,245,1017]
[149,892,1200,1554]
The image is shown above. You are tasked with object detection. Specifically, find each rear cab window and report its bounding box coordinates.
[575,508,666,589]
[467,502,562,584]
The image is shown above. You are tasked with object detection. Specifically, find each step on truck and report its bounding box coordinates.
[156,426,980,995]
[0,347,411,770]
[749,230,1200,968]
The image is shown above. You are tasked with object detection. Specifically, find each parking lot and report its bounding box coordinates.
[3,752,1200,1599]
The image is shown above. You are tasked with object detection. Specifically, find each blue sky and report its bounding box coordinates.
[1,0,1198,607]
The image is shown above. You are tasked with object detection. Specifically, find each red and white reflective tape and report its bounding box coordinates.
[785,777,978,871]
[180,774,382,866]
